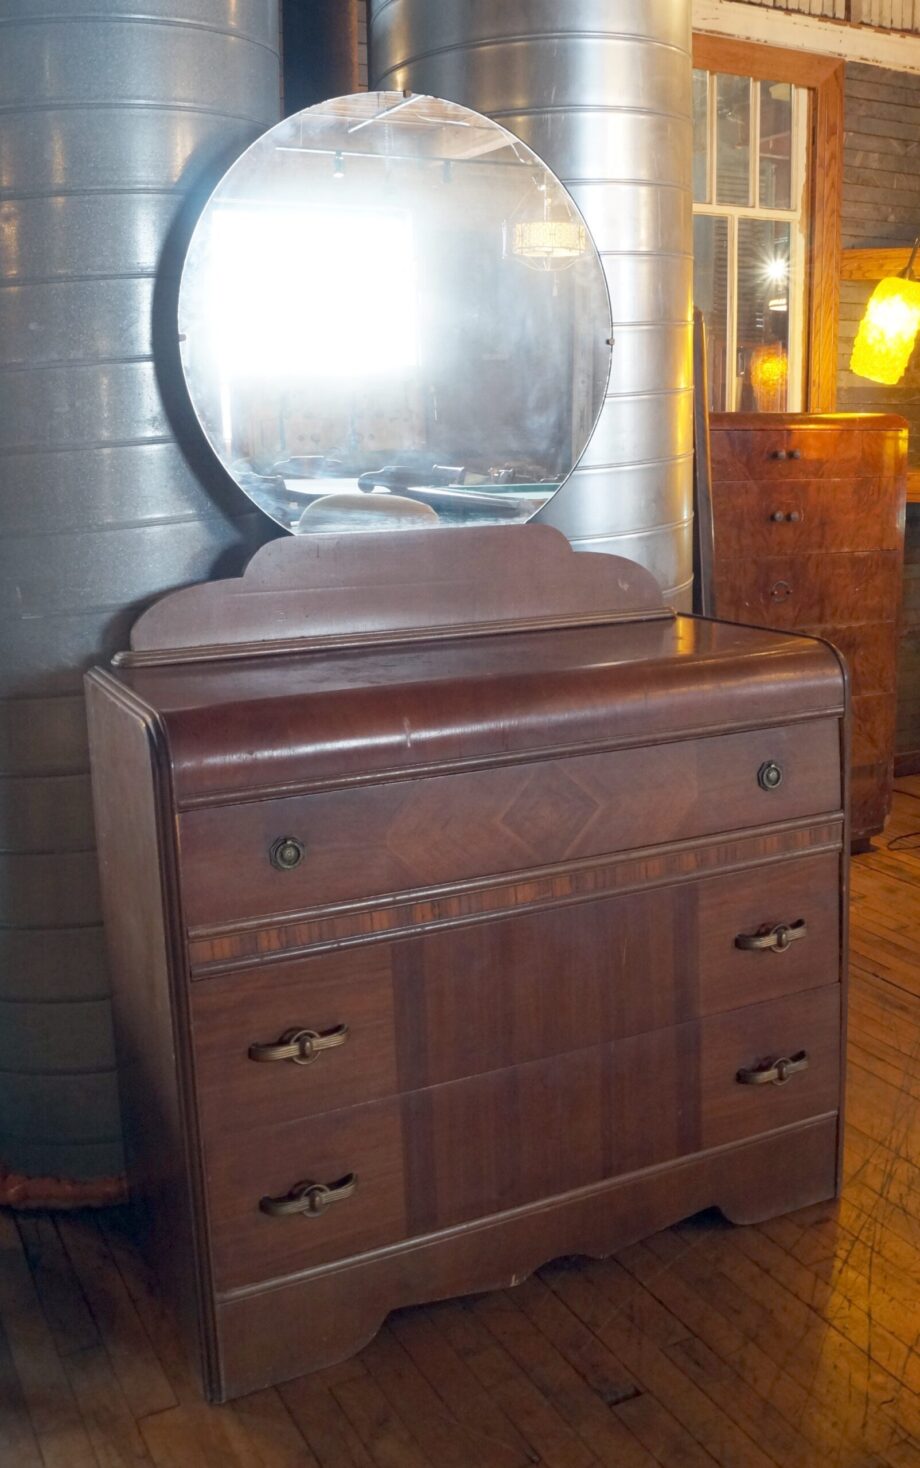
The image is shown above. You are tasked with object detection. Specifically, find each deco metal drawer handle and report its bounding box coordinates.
[735,920,807,954]
[259,1172,357,1219]
[737,1051,809,1087]
[248,1023,349,1066]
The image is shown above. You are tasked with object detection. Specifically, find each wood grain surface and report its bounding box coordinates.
[177,722,842,929]
[85,528,847,1400]
[708,414,906,843]
[191,850,843,1135]
[4,799,920,1462]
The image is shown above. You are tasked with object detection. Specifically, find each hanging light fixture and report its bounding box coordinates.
[505,181,586,272]
[850,238,920,385]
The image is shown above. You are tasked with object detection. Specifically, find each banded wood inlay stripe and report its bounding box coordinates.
[186,817,844,975]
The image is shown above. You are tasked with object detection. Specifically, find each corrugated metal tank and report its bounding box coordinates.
[369,0,694,605]
[0,1,280,1180]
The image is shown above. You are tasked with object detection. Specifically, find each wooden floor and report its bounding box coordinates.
[7,789,920,1468]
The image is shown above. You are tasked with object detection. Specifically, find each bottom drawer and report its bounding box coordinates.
[205,985,841,1291]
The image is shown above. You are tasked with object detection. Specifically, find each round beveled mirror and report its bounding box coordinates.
[178,92,611,534]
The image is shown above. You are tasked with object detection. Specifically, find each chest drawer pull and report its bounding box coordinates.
[270,837,305,871]
[757,760,784,791]
[735,920,807,953]
[259,1173,357,1219]
[737,1051,809,1087]
[248,1024,349,1066]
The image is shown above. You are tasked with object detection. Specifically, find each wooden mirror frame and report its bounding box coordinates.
[692,34,844,415]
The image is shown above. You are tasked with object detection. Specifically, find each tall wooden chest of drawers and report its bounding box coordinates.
[708,412,907,846]
[85,526,848,1401]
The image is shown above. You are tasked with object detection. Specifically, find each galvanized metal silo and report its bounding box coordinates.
[0,0,280,1183]
[369,0,694,606]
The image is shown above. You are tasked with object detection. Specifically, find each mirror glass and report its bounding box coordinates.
[179,92,611,534]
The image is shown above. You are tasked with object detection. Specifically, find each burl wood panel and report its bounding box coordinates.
[708,419,904,481]
[800,621,896,696]
[712,552,901,630]
[850,692,897,766]
[851,761,893,839]
[708,414,906,844]
[710,477,904,555]
[204,985,841,1292]
[178,721,842,928]
[192,851,842,1135]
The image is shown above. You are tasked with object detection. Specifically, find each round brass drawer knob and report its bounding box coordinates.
[758,761,784,792]
[270,836,305,870]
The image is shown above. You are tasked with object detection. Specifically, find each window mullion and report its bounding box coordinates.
[708,71,717,205]
[751,78,761,210]
[727,215,740,412]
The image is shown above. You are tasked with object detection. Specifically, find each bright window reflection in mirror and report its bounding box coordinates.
[208,208,419,380]
[178,92,611,535]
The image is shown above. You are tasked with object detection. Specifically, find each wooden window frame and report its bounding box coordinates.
[693,34,844,413]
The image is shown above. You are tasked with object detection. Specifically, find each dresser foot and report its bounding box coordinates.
[715,1164,839,1227]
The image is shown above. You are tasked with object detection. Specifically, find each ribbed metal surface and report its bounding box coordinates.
[369,0,694,605]
[0,1,281,1180]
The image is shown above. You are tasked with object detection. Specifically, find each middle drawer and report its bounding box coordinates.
[178,720,841,929]
[191,850,842,1135]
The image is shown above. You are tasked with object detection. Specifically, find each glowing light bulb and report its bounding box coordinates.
[764,256,789,285]
[750,343,788,411]
[850,275,920,385]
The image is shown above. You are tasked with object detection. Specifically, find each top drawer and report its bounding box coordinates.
[177,720,842,930]
[710,427,902,482]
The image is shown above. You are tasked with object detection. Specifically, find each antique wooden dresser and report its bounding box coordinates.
[86,525,848,1401]
[708,411,907,847]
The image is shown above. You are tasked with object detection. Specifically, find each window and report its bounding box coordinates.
[693,69,809,412]
[691,37,844,416]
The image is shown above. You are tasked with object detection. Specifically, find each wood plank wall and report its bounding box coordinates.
[739,0,846,16]
[835,62,920,766]
[738,0,920,26]
[836,63,920,453]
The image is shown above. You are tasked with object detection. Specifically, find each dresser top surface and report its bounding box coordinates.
[92,615,846,805]
[709,412,908,433]
[107,615,833,708]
